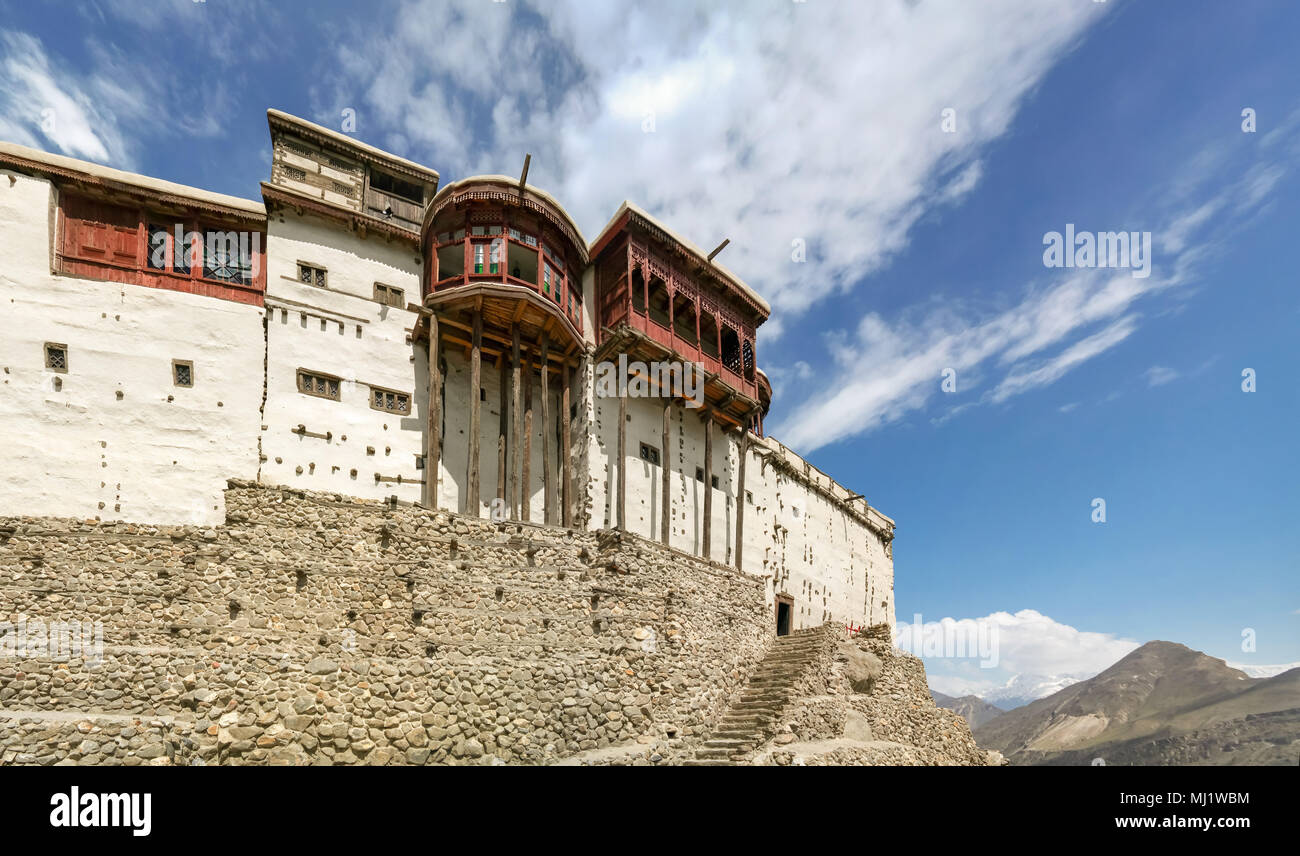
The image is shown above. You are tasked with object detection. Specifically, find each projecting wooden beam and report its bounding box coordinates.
[522,347,533,524]
[561,361,572,528]
[661,399,671,546]
[707,238,730,263]
[703,412,713,560]
[511,324,522,521]
[735,428,749,572]
[519,153,531,191]
[541,329,552,526]
[425,313,441,510]
[617,378,627,532]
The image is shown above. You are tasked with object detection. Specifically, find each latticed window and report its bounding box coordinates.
[45,343,68,373]
[373,283,404,307]
[297,370,340,401]
[638,443,660,465]
[298,263,327,288]
[370,387,411,415]
[173,360,193,387]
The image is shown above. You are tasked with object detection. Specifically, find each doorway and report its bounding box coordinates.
[775,595,793,636]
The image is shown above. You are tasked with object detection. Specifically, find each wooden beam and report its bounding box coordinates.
[561,359,572,528]
[519,153,531,191]
[541,329,552,526]
[497,347,508,509]
[467,310,482,515]
[706,238,730,263]
[617,373,627,532]
[425,313,441,509]
[703,412,713,560]
[661,399,671,546]
[522,347,533,523]
[511,324,522,521]
[735,428,749,571]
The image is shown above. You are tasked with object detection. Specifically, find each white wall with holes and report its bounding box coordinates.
[260,211,427,503]
[0,172,263,524]
[583,378,895,633]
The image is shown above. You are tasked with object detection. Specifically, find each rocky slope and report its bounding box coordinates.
[931,690,1006,729]
[974,641,1300,765]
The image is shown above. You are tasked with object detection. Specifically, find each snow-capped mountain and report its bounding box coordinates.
[1227,662,1300,679]
[976,673,1091,710]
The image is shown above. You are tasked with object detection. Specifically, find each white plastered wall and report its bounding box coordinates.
[260,211,427,504]
[0,172,263,524]
[585,388,895,633]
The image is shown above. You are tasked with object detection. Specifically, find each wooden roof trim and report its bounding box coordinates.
[260,183,421,246]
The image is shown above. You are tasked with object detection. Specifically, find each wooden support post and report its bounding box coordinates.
[703,412,713,560]
[660,398,671,545]
[497,352,508,510]
[467,311,481,515]
[425,313,441,510]
[735,426,749,571]
[617,371,627,531]
[522,348,533,523]
[511,324,521,520]
[561,360,572,528]
[540,329,552,526]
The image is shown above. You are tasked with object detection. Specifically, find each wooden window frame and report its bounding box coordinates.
[373,282,405,308]
[297,261,328,289]
[368,384,412,415]
[297,369,342,402]
[638,442,660,466]
[44,342,68,373]
[172,359,194,388]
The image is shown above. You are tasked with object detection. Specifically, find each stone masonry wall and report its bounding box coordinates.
[0,480,769,765]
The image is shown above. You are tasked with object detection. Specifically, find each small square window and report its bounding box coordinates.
[297,263,327,288]
[297,369,341,401]
[44,343,68,373]
[695,467,704,482]
[369,385,411,415]
[173,359,194,388]
[746,490,754,505]
[638,443,660,465]
[711,475,719,489]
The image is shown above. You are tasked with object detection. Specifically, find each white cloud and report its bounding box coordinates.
[899,608,1141,700]
[1143,365,1181,387]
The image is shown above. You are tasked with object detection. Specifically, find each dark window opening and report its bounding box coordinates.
[369,170,424,205]
[436,242,464,281]
[647,277,670,327]
[672,293,697,345]
[742,338,756,381]
[298,263,327,288]
[45,343,68,373]
[631,267,646,314]
[639,443,660,465]
[699,312,719,358]
[721,326,741,374]
[297,369,341,401]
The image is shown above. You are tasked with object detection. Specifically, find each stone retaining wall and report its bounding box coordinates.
[0,480,770,765]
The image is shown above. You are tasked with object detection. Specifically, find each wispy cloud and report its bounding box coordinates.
[1143,365,1181,387]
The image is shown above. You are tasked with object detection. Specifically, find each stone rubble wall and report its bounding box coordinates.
[0,480,769,765]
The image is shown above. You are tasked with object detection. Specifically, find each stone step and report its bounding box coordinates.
[681,758,734,766]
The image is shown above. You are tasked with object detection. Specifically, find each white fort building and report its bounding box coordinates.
[0,110,895,636]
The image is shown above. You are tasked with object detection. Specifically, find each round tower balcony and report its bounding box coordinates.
[419,176,588,358]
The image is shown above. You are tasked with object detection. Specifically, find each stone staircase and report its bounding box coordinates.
[683,625,830,765]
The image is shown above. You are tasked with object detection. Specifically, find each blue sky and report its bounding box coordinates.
[2,0,1296,699]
